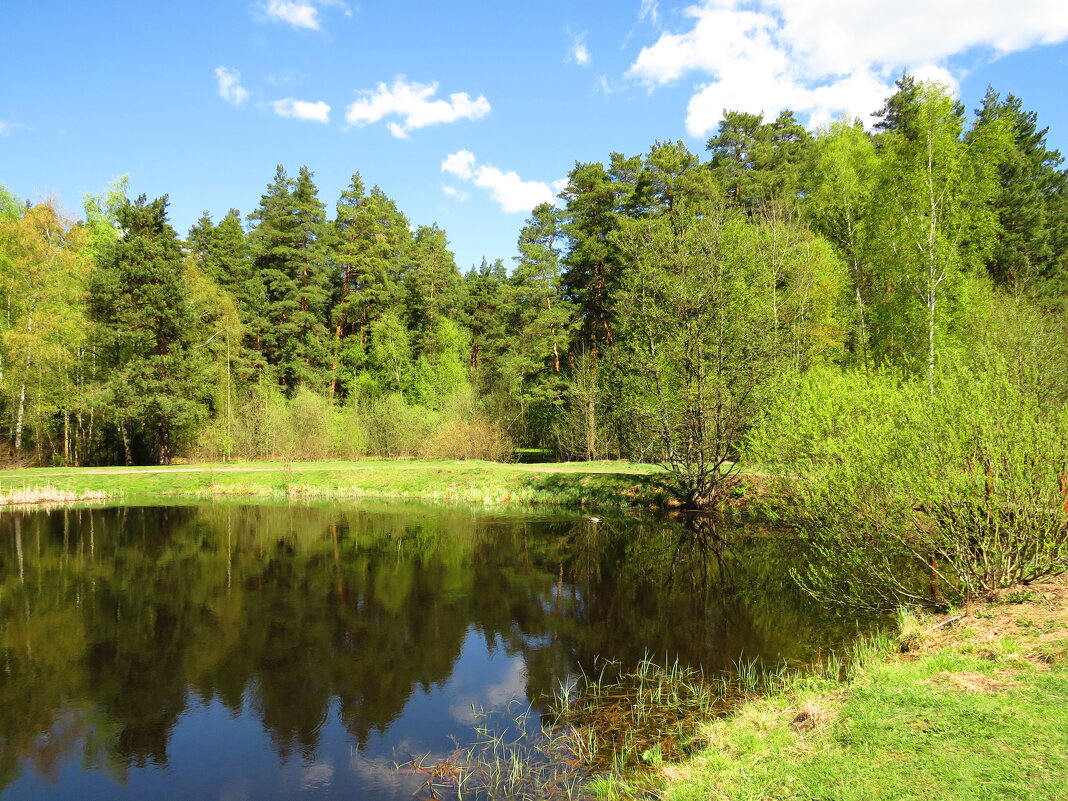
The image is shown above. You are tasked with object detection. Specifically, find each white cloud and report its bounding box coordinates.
[215,66,250,106]
[0,122,9,135]
[627,0,1068,136]
[345,76,490,138]
[262,0,351,31]
[264,0,320,29]
[441,150,558,214]
[567,32,591,66]
[442,184,469,201]
[639,0,660,25]
[441,150,476,179]
[271,98,331,123]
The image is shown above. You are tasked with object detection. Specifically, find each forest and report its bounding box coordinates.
[0,77,1066,506]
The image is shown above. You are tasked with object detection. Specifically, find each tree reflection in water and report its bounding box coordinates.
[0,502,860,799]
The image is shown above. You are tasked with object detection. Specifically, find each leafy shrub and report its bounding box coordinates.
[419,413,513,461]
[331,400,368,459]
[750,358,1068,609]
[364,393,436,457]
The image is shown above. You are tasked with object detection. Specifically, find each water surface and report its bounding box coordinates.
[0,501,859,799]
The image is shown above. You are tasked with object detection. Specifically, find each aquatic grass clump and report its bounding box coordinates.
[402,702,591,801]
[395,641,903,801]
[403,660,725,801]
[550,656,723,772]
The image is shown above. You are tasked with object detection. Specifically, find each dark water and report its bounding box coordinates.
[0,501,861,799]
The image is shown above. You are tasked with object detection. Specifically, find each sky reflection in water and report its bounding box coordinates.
[0,501,858,799]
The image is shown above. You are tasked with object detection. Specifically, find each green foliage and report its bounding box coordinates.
[706,110,810,214]
[248,165,334,391]
[867,80,1004,382]
[363,393,436,457]
[751,358,1068,608]
[802,120,879,365]
[0,203,92,463]
[332,175,406,380]
[552,350,615,462]
[560,160,622,353]
[611,205,791,507]
[87,195,208,464]
[2,77,1067,477]
[969,88,1068,291]
[0,184,23,220]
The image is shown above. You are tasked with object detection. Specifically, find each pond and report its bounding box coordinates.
[0,501,863,799]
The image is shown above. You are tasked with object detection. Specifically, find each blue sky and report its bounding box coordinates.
[2,1,1067,271]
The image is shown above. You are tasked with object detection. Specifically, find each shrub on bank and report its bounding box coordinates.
[750,358,1068,609]
[189,386,512,462]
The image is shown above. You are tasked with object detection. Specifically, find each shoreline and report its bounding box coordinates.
[643,577,1068,800]
[0,459,672,511]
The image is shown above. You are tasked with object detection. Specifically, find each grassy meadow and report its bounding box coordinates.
[0,458,670,510]
[643,581,1068,801]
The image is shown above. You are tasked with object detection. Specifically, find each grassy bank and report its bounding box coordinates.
[0,459,669,510]
[644,579,1068,801]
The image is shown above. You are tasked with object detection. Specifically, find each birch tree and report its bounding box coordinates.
[870,80,1004,385]
[0,203,91,462]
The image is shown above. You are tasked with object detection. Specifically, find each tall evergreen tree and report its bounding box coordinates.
[334,175,381,340]
[641,140,716,215]
[248,165,333,391]
[560,161,621,354]
[969,89,1068,291]
[460,258,512,391]
[332,179,409,396]
[706,110,810,214]
[88,195,207,464]
[511,203,571,377]
[404,223,462,335]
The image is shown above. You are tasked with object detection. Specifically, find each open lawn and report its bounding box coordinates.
[650,579,1068,801]
[0,459,670,510]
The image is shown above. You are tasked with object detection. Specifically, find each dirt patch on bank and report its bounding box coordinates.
[908,575,1068,667]
[923,671,1018,692]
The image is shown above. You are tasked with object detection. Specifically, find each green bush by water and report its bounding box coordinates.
[749,356,1068,609]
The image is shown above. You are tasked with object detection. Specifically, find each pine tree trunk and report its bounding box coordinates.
[119,421,132,466]
[585,394,596,461]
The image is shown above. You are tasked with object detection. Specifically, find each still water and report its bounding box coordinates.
[1,501,859,799]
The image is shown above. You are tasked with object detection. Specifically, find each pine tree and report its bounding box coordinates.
[460,258,512,391]
[512,204,571,377]
[333,176,405,347]
[88,195,207,464]
[404,224,462,336]
[969,89,1068,291]
[332,179,412,397]
[248,165,334,391]
[560,161,621,354]
[706,110,809,214]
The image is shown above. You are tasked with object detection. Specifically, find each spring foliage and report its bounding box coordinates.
[0,76,1063,545]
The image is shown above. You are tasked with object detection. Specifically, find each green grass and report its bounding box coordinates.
[0,459,669,510]
[657,590,1068,801]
